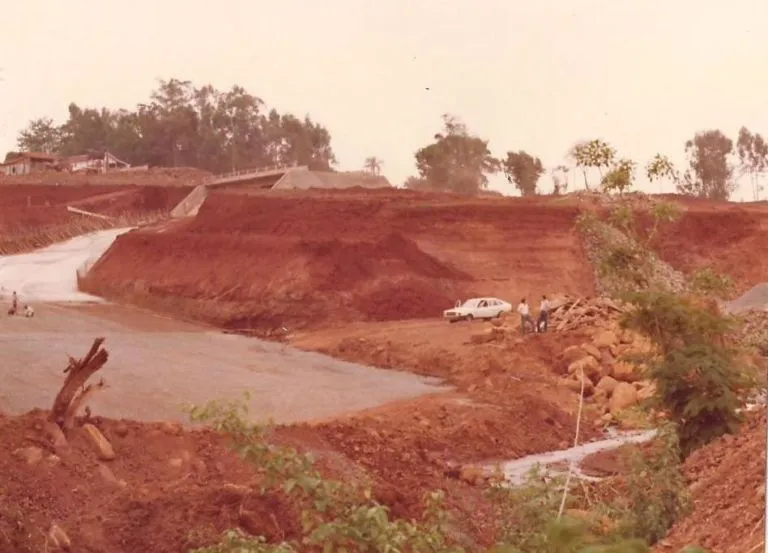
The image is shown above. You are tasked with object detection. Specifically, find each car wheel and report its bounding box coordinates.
[496,311,503,318]
[465,314,474,322]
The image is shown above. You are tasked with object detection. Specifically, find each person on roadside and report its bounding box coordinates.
[538,294,550,332]
[517,298,533,334]
[8,291,18,316]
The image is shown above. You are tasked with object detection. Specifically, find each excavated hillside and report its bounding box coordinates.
[79,189,596,331]
[0,185,190,254]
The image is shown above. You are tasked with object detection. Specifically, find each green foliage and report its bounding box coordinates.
[414,114,500,194]
[15,78,337,173]
[188,397,465,553]
[736,126,768,201]
[613,426,691,543]
[620,291,754,457]
[601,159,636,195]
[679,130,735,200]
[689,267,734,299]
[16,117,62,154]
[645,202,683,245]
[502,150,545,196]
[571,139,616,190]
[645,154,679,193]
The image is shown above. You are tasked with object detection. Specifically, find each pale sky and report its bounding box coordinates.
[1,0,768,199]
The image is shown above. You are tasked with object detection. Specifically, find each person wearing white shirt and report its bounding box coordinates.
[538,295,550,332]
[517,298,533,333]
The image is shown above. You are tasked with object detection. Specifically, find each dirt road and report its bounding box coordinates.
[0,302,444,423]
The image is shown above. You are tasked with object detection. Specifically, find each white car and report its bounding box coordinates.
[443,297,512,323]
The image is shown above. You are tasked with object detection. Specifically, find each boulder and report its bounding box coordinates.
[636,381,657,402]
[593,330,618,350]
[82,423,116,461]
[13,446,44,466]
[561,345,585,366]
[609,382,639,414]
[97,463,127,489]
[470,330,497,345]
[560,375,595,395]
[612,361,641,383]
[580,343,602,361]
[567,356,601,382]
[595,376,619,397]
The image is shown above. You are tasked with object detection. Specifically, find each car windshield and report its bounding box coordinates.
[461,299,482,308]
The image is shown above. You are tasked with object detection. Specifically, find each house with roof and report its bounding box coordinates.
[0,152,60,176]
[65,151,130,173]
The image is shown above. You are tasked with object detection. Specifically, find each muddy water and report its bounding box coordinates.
[494,429,657,485]
[0,229,446,423]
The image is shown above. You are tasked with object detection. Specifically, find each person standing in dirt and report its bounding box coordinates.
[538,294,550,332]
[8,291,18,316]
[517,298,533,334]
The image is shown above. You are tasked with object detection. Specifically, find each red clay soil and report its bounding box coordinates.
[0,403,552,553]
[0,410,301,553]
[0,185,191,254]
[647,204,768,296]
[81,190,596,332]
[659,411,765,553]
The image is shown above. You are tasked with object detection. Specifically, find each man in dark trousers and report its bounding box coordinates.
[538,294,550,332]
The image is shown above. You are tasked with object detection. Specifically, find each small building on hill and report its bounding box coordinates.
[65,151,130,173]
[0,152,60,176]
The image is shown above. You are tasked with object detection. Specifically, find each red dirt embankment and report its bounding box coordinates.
[647,204,768,296]
[0,185,190,254]
[659,412,765,553]
[80,190,595,331]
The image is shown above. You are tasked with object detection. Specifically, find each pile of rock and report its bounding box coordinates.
[739,310,768,353]
[549,296,625,332]
[556,325,657,422]
[580,219,687,297]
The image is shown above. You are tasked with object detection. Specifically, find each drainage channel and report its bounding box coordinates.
[487,429,657,486]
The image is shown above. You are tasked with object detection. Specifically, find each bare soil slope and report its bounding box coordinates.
[80,189,595,332]
[660,412,765,553]
[648,202,768,295]
[0,185,190,254]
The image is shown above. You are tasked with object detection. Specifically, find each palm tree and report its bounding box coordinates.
[363,156,383,176]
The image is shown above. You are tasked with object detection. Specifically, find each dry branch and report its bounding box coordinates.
[49,338,109,430]
[549,296,626,333]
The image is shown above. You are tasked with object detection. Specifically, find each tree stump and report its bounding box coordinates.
[49,337,109,431]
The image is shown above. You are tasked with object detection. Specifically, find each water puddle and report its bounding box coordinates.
[489,429,657,485]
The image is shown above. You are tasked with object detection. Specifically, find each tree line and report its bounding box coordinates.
[13,81,766,199]
[405,116,768,201]
[11,78,337,173]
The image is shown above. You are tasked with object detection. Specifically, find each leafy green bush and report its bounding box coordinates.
[621,291,755,456]
[188,397,466,553]
[613,426,691,542]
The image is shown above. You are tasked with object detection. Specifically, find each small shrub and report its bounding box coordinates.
[689,268,735,299]
[613,426,691,542]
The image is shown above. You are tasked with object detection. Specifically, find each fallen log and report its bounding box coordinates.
[49,337,109,430]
